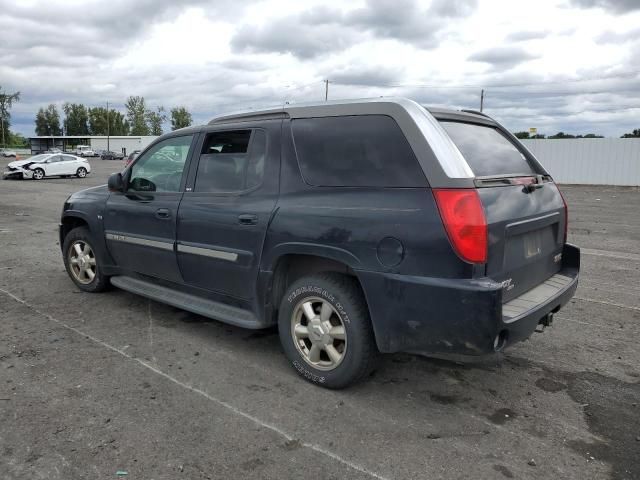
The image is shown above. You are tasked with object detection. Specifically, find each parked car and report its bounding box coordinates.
[4,153,90,180]
[75,145,95,157]
[0,148,17,158]
[101,150,125,160]
[59,98,579,388]
[123,150,141,167]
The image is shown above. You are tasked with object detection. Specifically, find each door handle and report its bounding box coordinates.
[238,214,258,225]
[155,208,171,219]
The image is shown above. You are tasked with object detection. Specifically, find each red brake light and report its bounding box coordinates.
[433,189,487,264]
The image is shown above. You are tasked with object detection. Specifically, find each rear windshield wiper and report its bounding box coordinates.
[474,174,552,188]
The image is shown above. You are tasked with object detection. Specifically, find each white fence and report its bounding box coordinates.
[521,138,640,186]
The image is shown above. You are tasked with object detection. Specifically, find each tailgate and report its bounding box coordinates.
[478,181,566,302]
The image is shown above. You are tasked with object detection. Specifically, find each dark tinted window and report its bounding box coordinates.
[440,121,536,177]
[292,115,426,187]
[194,129,266,192]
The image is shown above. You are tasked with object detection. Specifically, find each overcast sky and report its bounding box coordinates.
[1,0,639,137]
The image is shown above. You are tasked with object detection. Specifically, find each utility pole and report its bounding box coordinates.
[324,79,329,101]
[480,89,484,112]
[106,101,110,152]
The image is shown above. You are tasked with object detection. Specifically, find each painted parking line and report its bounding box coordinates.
[0,286,391,480]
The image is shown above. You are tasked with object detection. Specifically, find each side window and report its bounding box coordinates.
[48,155,62,163]
[291,115,427,187]
[129,135,193,192]
[62,155,76,162]
[194,129,266,193]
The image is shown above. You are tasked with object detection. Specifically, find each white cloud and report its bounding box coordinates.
[1,0,640,137]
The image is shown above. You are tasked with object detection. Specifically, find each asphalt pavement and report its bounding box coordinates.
[1,158,638,480]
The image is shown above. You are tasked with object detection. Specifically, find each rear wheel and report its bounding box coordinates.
[278,273,377,389]
[32,168,44,180]
[76,167,87,178]
[63,227,109,292]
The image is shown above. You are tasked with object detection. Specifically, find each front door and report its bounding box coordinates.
[104,134,195,283]
[177,124,280,299]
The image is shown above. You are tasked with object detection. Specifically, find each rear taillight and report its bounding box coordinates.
[557,185,568,243]
[433,189,487,264]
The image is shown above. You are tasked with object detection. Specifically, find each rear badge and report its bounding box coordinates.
[554,253,562,263]
[500,278,514,292]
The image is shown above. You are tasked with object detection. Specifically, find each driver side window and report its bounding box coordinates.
[129,135,193,192]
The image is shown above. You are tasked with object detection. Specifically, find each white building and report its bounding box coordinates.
[29,135,158,156]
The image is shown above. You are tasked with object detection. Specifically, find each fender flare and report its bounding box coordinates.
[261,242,362,273]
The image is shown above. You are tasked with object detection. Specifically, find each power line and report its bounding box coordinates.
[329,70,640,90]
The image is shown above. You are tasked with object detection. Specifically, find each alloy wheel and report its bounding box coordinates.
[68,240,96,284]
[291,297,347,371]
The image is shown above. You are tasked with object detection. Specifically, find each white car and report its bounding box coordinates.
[75,145,95,157]
[3,153,91,180]
[0,148,17,158]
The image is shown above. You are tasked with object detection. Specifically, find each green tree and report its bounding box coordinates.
[621,129,640,138]
[109,110,130,136]
[88,107,108,135]
[125,96,149,135]
[88,107,130,135]
[170,106,193,130]
[35,104,62,136]
[0,86,20,147]
[549,132,575,139]
[513,131,530,139]
[146,106,166,135]
[63,103,89,135]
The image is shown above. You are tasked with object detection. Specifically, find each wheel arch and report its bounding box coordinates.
[60,213,93,252]
[261,245,376,344]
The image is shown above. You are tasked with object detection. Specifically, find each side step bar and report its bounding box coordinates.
[110,276,262,329]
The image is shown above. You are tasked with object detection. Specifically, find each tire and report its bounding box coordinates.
[76,167,87,178]
[278,273,377,389]
[32,168,44,180]
[62,226,110,292]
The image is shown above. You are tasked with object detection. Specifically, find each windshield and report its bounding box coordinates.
[27,154,49,162]
[440,121,537,177]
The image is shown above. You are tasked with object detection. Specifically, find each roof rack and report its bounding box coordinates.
[209,111,289,125]
[460,109,491,119]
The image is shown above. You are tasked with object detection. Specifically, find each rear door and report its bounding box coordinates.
[44,155,64,175]
[104,134,195,282]
[60,155,80,175]
[439,120,566,301]
[176,121,280,299]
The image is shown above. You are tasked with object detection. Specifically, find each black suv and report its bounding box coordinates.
[60,98,579,388]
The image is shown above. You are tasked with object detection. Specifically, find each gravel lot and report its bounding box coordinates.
[1,158,639,480]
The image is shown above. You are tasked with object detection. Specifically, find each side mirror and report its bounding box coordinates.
[108,172,125,192]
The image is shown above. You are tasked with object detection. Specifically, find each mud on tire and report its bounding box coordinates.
[278,272,377,389]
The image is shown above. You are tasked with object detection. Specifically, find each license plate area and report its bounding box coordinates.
[524,231,543,259]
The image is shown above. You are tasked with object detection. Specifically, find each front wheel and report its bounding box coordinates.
[278,273,377,389]
[63,227,110,292]
[32,168,44,180]
[76,167,87,178]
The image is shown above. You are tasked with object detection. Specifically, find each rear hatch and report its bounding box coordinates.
[438,120,567,302]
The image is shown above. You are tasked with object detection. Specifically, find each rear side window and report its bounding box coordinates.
[194,129,266,192]
[440,121,536,177]
[292,115,426,187]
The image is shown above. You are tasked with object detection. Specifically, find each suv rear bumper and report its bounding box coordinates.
[357,244,580,355]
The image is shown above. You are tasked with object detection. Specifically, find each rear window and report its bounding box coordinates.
[440,121,536,177]
[292,115,426,187]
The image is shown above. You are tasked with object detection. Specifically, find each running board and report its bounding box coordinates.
[110,276,262,329]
